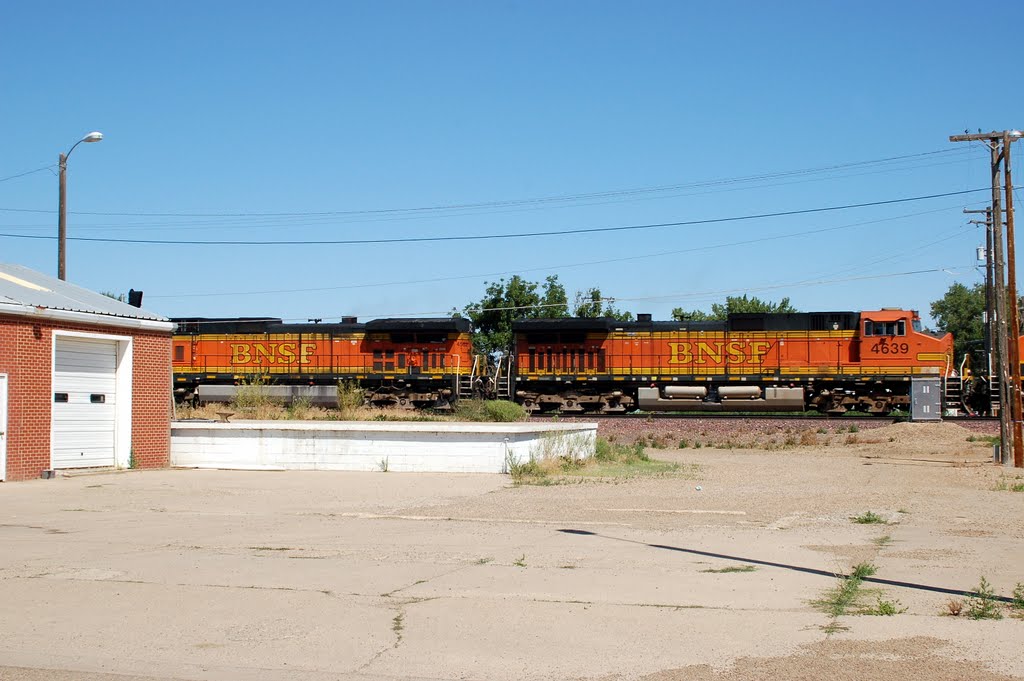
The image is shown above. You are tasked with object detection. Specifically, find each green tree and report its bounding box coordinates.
[572,287,633,321]
[930,282,985,363]
[461,275,568,355]
[671,295,797,321]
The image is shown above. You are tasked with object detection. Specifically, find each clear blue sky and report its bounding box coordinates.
[1,1,1020,324]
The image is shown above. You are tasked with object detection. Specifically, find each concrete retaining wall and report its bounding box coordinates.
[171,420,597,474]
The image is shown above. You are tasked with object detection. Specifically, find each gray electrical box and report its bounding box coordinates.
[911,378,942,421]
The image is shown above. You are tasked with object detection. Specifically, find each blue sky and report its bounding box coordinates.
[1,1,1019,324]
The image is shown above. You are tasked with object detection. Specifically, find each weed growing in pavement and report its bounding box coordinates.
[1010,583,1024,617]
[848,424,860,433]
[378,457,389,472]
[799,430,818,446]
[813,562,879,620]
[816,426,828,434]
[850,562,877,580]
[945,599,964,616]
[851,511,888,525]
[819,621,850,635]
[871,535,893,547]
[678,439,690,449]
[965,576,1003,620]
[392,612,404,637]
[506,454,545,484]
[993,475,1024,492]
[701,565,757,574]
[866,595,907,616]
[510,436,680,485]
[513,554,527,567]
[476,557,493,565]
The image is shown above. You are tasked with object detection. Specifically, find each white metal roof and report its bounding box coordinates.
[0,263,173,331]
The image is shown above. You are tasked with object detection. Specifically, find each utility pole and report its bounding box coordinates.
[1004,132,1023,467]
[966,207,994,392]
[950,130,1023,467]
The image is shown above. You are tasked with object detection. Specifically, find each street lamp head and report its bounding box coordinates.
[1010,130,1023,138]
[82,131,103,143]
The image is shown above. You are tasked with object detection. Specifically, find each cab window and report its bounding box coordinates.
[864,320,905,336]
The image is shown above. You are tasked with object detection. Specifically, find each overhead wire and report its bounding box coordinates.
[271,266,974,321]
[149,201,980,299]
[0,165,57,184]
[0,153,984,233]
[0,188,990,246]
[0,147,971,219]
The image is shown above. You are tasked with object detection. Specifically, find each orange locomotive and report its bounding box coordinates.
[511,309,954,414]
[172,317,475,408]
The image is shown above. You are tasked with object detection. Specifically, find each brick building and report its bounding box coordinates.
[0,264,174,481]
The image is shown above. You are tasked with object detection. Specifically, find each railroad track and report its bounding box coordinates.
[529,412,998,422]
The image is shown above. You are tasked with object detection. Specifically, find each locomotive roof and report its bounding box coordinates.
[171,317,364,334]
[514,311,861,333]
[364,317,472,332]
[172,316,471,335]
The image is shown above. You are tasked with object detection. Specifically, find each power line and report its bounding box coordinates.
[149,202,980,299]
[0,154,982,233]
[0,188,989,246]
[0,165,56,183]
[0,147,973,218]
[278,266,973,321]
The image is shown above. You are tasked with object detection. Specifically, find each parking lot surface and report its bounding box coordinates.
[1,421,1022,680]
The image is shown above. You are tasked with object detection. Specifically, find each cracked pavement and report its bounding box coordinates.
[1,425,1023,680]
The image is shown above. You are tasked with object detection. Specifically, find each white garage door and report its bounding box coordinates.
[53,336,118,469]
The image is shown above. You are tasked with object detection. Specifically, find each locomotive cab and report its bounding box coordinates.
[858,309,952,375]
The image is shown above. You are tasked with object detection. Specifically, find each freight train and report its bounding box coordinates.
[172,308,961,416]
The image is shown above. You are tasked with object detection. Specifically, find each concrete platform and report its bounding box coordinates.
[170,420,597,473]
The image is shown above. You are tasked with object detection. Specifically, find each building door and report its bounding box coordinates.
[52,337,118,469]
[0,373,7,481]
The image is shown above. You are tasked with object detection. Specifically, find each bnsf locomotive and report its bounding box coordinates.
[172,317,475,409]
[511,309,952,415]
[172,308,956,416]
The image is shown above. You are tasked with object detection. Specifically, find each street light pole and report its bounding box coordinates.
[57,131,103,281]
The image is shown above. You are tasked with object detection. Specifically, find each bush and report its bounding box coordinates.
[455,400,528,422]
[232,374,280,411]
[337,380,365,414]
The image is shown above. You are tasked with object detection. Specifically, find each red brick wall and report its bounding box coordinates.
[0,314,171,481]
[131,331,172,470]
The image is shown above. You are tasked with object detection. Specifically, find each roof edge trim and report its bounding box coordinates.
[0,302,174,332]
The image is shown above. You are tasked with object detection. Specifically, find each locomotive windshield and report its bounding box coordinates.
[864,320,906,336]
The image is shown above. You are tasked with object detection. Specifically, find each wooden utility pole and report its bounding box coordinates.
[965,207,995,396]
[1004,133,1024,467]
[950,130,1023,467]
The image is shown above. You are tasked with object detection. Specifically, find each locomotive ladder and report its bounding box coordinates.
[493,356,513,400]
[456,355,483,400]
[943,375,964,415]
[990,375,1002,417]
